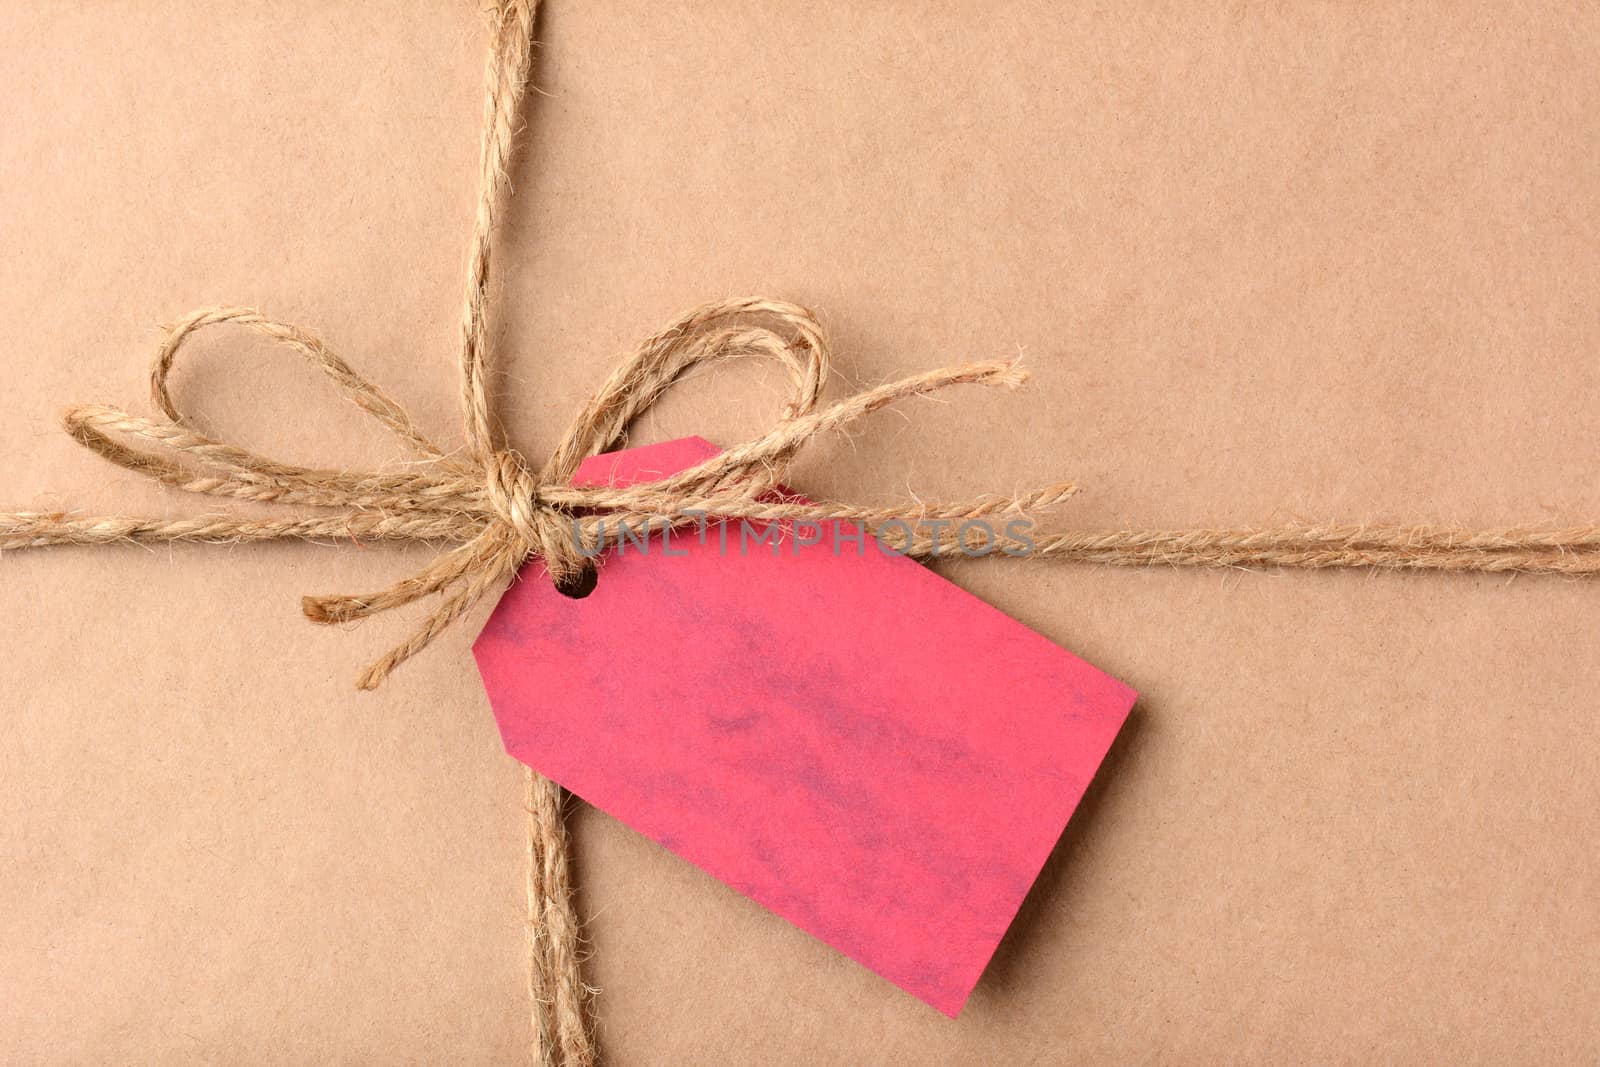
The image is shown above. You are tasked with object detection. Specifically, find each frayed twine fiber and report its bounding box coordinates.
[5,2,1600,1063]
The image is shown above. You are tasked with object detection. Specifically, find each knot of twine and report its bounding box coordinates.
[7,2,1600,1064]
[484,452,575,587]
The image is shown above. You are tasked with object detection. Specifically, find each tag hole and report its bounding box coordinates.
[555,563,598,600]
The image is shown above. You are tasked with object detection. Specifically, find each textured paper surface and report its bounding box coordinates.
[474,436,1135,1016]
[3,2,1599,1062]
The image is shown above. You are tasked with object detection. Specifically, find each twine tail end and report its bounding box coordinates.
[301,594,339,624]
[355,660,389,691]
[992,360,1030,388]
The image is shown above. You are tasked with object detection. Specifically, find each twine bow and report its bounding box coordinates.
[6,299,1064,691]
[8,2,1600,1064]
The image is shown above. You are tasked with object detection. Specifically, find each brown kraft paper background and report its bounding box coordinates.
[2,2,1597,1062]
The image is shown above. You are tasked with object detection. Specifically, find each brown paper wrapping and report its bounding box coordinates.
[3,2,1597,1061]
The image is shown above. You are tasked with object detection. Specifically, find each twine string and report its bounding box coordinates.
[5,2,1600,1064]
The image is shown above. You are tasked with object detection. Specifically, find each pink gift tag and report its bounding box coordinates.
[473,437,1135,1016]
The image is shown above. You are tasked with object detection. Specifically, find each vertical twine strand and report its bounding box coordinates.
[460,4,595,1064]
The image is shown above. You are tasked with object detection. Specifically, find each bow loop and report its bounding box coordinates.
[153,307,452,462]
[538,297,832,488]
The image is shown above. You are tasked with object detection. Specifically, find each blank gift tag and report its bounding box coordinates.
[473,436,1136,1016]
